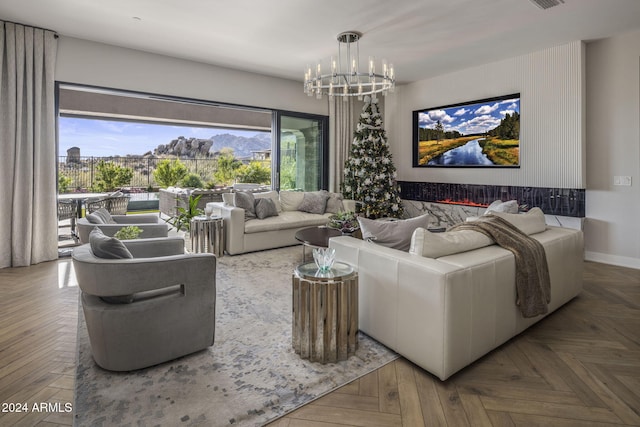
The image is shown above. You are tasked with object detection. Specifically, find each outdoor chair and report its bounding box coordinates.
[72,234,216,371]
[87,193,130,215]
[57,199,78,242]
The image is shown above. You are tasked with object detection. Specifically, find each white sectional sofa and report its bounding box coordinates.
[211,190,355,255]
[329,208,584,380]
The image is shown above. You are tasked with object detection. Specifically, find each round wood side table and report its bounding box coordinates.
[189,215,224,257]
[292,262,358,363]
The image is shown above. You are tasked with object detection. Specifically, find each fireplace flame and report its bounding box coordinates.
[437,198,489,208]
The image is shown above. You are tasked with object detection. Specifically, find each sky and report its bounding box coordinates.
[58,116,264,157]
[417,96,520,135]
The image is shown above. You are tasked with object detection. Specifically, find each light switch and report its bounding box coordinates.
[613,176,632,186]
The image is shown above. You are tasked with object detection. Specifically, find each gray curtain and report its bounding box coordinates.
[0,21,58,268]
[328,97,354,193]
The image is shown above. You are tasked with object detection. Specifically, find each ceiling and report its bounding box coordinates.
[2,0,640,85]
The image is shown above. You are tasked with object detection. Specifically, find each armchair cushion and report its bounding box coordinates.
[86,208,115,224]
[89,227,133,259]
[85,213,104,224]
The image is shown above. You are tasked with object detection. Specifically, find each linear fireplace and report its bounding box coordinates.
[398,181,585,218]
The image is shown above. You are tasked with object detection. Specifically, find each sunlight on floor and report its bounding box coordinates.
[57,258,78,289]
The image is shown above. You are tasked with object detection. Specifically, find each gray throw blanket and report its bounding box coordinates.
[449,215,551,318]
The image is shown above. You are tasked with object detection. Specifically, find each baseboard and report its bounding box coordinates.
[585,251,640,270]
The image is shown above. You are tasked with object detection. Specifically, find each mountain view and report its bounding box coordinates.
[58,116,271,158]
[153,133,271,159]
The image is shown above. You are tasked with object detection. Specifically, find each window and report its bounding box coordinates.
[56,84,327,193]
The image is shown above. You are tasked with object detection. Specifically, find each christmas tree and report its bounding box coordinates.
[342,96,404,219]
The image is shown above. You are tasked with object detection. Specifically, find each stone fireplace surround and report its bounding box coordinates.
[398,181,585,230]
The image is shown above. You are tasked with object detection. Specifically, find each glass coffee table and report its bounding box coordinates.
[294,226,342,261]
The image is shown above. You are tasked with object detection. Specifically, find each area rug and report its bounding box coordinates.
[73,246,398,426]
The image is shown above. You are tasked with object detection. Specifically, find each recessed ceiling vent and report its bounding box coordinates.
[529,0,565,9]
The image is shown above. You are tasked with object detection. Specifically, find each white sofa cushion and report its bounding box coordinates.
[279,191,305,211]
[244,211,330,234]
[410,227,494,258]
[490,207,546,235]
[466,206,547,235]
[222,192,234,206]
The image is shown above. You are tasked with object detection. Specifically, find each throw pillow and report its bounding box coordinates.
[86,212,105,224]
[279,191,305,211]
[89,227,133,259]
[410,227,494,258]
[254,190,282,213]
[297,191,330,215]
[489,207,546,235]
[358,214,430,251]
[89,228,135,304]
[254,197,279,219]
[325,192,345,214]
[484,199,519,214]
[93,207,115,224]
[234,191,256,220]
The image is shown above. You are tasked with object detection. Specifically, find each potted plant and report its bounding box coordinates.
[113,226,142,240]
[327,211,359,235]
[166,194,203,232]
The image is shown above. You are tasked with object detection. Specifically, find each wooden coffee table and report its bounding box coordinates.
[295,226,342,261]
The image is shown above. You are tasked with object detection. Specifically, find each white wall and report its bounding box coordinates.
[55,37,328,116]
[55,35,639,268]
[584,30,640,269]
[385,41,585,189]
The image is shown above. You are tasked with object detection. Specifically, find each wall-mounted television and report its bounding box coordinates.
[413,93,520,168]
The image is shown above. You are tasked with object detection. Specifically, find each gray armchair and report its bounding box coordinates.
[77,214,169,244]
[72,237,216,371]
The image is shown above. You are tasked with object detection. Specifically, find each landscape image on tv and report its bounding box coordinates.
[413,93,520,167]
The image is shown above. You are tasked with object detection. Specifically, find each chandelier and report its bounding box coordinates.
[304,31,395,100]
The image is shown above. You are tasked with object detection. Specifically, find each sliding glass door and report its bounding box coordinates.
[273,111,328,191]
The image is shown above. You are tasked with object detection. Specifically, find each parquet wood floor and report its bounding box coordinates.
[0,259,638,426]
